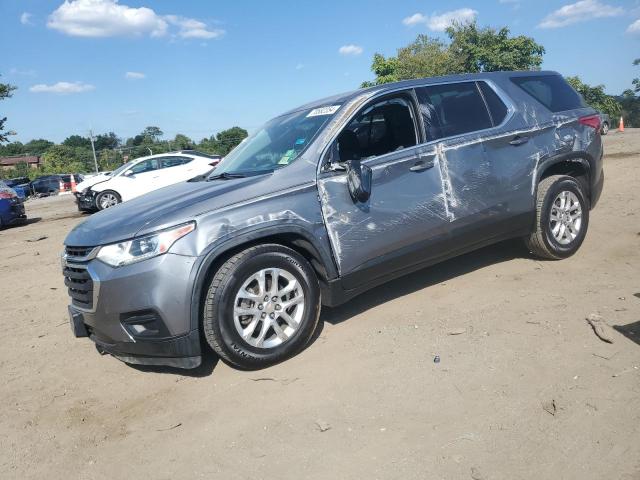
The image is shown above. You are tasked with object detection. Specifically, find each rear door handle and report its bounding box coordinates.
[409,159,434,172]
[509,135,529,146]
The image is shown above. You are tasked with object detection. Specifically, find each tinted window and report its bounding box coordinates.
[130,159,159,174]
[511,75,585,112]
[415,82,492,140]
[160,156,192,168]
[478,82,508,125]
[337,96,417,161]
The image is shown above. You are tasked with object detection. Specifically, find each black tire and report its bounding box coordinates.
[95,190,121,210]
[525,175,589,260]
[601,122,609,135]
[203,244,321,370]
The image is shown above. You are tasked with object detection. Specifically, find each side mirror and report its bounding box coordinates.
[346,159,372,203]
[123,169,134,177]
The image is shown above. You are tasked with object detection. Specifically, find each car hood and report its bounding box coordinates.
[76,174,111,191]
[65,175,275,247]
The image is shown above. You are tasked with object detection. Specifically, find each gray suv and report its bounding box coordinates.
[62,71,604,370]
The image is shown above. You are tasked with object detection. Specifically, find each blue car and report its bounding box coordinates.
[0,181,27,228]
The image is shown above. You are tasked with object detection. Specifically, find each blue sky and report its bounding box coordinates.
[1,0,639,143]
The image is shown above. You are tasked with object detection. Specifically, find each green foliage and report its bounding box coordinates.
[41,145,92,174]
[142,126,163,143]
[62,135,91,149]
[94,132,120,151]
[566,76,621,122]
[362,21,544,87]
[23,139,54,155]
[199,126,248,156]
[618,90,640,127]
[172,134,193,150]
[0,75,17,143]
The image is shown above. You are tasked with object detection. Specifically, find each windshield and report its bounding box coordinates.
[210,105,340,177]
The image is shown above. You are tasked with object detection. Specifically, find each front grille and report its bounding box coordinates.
[65,245,95,259]
[63,265,94,309]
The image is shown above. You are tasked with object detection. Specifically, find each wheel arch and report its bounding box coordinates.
[189,226,338,332]
[536,152,592,205]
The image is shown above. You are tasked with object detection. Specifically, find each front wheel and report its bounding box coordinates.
[95,190,121,210]
[525,175,589,260]
[202,244,321,369]
[601,122,609,135]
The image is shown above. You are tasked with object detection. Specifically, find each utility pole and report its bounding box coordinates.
[89,129,99,173]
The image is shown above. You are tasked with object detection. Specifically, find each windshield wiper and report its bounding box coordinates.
[207,172,247,181]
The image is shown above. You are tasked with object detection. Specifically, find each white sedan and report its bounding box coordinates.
[75,151,221,211]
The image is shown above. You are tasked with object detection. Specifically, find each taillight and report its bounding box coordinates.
[0,191,16,199]
[579,115,601,131]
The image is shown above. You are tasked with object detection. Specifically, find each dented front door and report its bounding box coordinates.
[318,144,450,289]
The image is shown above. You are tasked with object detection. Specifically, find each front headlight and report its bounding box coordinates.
[96,222,195,267]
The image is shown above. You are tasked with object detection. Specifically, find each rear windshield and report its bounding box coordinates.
[511,75,585,113]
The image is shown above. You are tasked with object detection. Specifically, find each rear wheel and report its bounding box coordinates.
[525,175,589,259]
[202,244,321,370]
[96,190,121,210]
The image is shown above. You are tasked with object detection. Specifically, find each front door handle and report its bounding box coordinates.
[409,159,434,172]
[509,135,529,146]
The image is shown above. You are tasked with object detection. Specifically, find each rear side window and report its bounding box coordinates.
[511,75,585,112]
[478,82,508,125]
[415,82,492,140]
[160,156,192,168]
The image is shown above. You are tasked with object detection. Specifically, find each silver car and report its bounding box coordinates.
[62,71,604,370]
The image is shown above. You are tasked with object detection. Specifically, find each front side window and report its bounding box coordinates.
[336,96,417,162]
[415,82,492,141]
[211,105,340,177]
[130,159,159,174]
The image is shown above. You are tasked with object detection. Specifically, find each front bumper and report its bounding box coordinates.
[74,191,97,211]
[63,251,202,369]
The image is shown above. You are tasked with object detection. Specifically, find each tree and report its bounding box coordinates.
[446,22,544,73]
[172,133,193,150]
[62,135,91,149]
[362,22,544,87]
[214,127,248,155]
[619,89,640,127]
[0,75,17,143]
[23,138,54,155]
[94,132,120,151]
[633,58,640,94]
[142,126,163,143]
[41,145,92,173]
[566,76,621,122]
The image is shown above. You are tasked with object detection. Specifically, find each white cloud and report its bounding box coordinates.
[402,8,478,31]
[538,0,624,28]
[339,44,363,56]
[20,12,33,25]
[29,81,95,94]
[124,71,145,79]
[402,13,427,26]
[46,0,223,40]
[626,18,640,33]
[165,15,224,39]
[48,0,167,37]
[427,8,478,31]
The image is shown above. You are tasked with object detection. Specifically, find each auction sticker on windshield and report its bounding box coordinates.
[307,105,340,117]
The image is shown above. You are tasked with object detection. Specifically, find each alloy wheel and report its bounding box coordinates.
[232,268,305,349]
[549,190,582,245]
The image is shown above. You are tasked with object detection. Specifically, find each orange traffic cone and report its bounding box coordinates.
[70,174,77,193]
[619,116,625,132]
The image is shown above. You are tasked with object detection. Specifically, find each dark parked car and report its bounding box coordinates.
[0,181,26,228]
[4,177,31,198]
[30,175,63,196]
[62,71,603,370]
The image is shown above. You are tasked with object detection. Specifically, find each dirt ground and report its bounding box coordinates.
[1,130,639,480]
